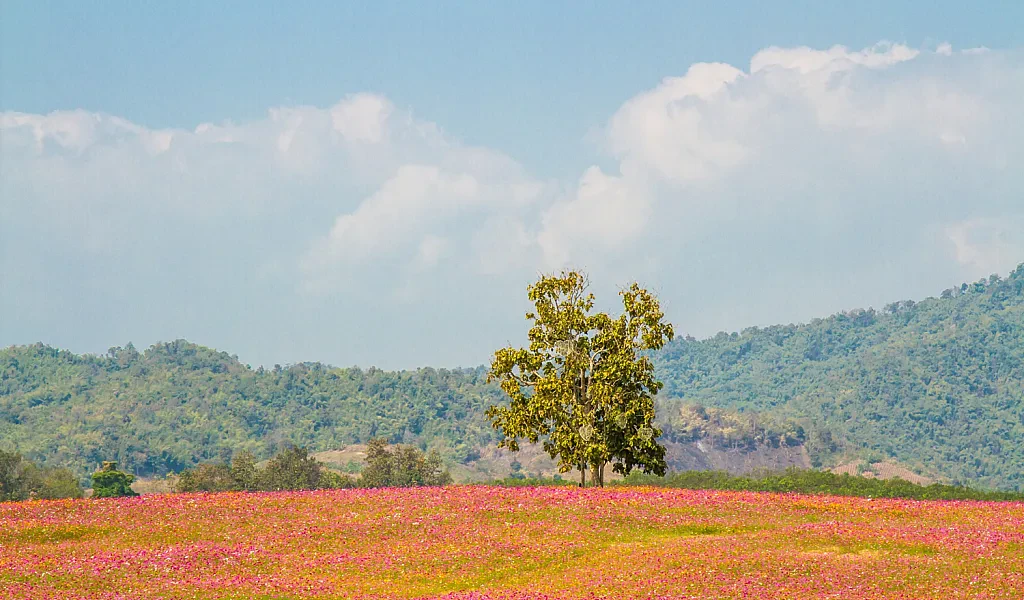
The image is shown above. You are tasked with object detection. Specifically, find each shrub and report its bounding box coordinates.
[230,451,259,491]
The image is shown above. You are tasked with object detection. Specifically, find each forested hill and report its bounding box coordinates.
[0,344,504,477]
[2,263,1023,489]
[655,264,1024,490]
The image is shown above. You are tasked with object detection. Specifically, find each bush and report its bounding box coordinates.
[318,470,356,489]
[37,467,85,500]
[175,447,354,494]
[231,451,259,491]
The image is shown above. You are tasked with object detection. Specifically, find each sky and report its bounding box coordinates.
[2,2,1023,369]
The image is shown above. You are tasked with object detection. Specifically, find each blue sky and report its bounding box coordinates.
[2,2,1023,368]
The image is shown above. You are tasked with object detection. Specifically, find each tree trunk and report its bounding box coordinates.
[580,463,586,487]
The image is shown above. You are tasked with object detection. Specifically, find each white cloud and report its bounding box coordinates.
[301,165,479,275]
[330,93,393,143]
[538,167,650,268]
[536,43,1024,269]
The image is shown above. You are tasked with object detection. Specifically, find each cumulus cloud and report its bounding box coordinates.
[536,43,1023,273]
[2,43,1023,368]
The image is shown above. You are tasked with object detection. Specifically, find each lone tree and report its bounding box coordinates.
[487,271,674,487]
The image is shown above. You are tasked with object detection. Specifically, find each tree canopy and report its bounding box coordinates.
[91,461,137,498]
[486,271,674,486]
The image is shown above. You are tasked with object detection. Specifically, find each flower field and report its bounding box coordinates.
[2,486,1023,599]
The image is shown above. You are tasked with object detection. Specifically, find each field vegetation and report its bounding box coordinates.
[2,486,1022,599]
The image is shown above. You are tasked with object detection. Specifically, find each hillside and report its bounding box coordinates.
[2,263,1023,489]
[655,263,1024,490]
[0,342,503,477]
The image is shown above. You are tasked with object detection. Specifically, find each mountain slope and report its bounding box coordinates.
[655,264,1024,490]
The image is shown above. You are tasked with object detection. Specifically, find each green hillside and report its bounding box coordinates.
[655,264,1024,490]
[0,342,501,477]
[2,263,1023,489]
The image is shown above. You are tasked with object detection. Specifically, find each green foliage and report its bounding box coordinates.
[176,462,236,493]
[0,450,84,501]
[487,271,674,486]
[618,468,1024,502]
[258,446,327,491]
[90,461,137,498]
[359,438,452,488]
[484,475,578,488]
[318,470,357,490]
[231,451,259,491]
[35,467,85,500]
[654,264,1024,490]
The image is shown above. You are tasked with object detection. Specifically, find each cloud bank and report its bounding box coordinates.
[3,43,1023,368]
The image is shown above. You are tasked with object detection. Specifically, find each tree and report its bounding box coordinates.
[91,461,138,498]
[0,450,22,501]
[176,462,236,493]
[35,466,84,500]
[487,271,675,487]
[230,451,259,491]
[258,446,324,491]
[360,438,452,488]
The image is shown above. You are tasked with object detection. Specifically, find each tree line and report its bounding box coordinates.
[175,440,451,494]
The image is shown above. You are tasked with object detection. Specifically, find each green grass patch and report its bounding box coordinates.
[2,524,110,545]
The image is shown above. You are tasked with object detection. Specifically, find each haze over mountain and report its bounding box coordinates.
[3,265,1022,489]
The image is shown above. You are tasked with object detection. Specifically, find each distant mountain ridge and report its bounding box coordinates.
[2,263,1022,489]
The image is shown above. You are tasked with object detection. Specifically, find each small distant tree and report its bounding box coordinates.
[91,461,138,498]
[360,438,452,488]
[487,271,674,487]
[0,451,84,501]
[258,446,323,491]
[176,463,236,493]
[0,450,24,501]
[230,451,259,492]
[360,439,393,488]
[37,467,85,500]
[318,470,356,490]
